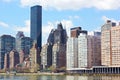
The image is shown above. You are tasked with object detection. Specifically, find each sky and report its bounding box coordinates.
[0,0,120,45]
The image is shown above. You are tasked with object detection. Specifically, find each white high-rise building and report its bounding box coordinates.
[78,33,88,68]
[66,38,78,70]
[66,27,101,70]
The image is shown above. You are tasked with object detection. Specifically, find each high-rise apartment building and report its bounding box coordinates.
[67,27,101,70]
[0,35,15,69]
[78,33,88,68]
[87,32,101,68]
[101,20,120,67]
[66,38,78,69]
[30,5,42,65]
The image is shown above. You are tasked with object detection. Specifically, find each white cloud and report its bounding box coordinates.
[20,0,120,10]
[14,20,30,36]
[102,16,120,25]
[0,21,9,27]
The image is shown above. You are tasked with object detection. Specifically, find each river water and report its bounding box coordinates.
[0,75,120,80]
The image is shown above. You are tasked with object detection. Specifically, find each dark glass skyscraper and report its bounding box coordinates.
[30,5,42,49]
[30,5,42,66]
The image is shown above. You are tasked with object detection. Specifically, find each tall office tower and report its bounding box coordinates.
[16,31,33,55]
[0,35,15,69]
[9,50,19,69]
[101,20,116,66]
[30,5,42,65]
[66,38,78,70]
[30,5,42,48]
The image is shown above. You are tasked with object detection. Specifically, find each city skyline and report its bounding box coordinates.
[0,0,120,44]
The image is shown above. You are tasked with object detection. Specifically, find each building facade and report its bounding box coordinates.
[30,5,42,48]
[70,27,81,38]
[29,42,37,72]
[41,23,67,70]
[66,38,78,69]
[87,32,101,68]
[53,23,67,44]
[78,33,88,68]
[52,43,66,68]
[16,35,33,55]
[101,20,117,66]
[0,35,15,69]
[4,53,9,69]
[41,44,52,69]
[111,26,120,66]
[9,50,19,69]
[101,20,120,67]
[30,5,42,65]
[67,27,101,70]
[51,23,67,69]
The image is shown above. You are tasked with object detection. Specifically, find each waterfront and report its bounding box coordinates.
[0,75,120,80]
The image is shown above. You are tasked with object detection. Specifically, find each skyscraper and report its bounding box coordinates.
[101,20,120,67]
[30,5,42,65]
[0,35,15,69]
[30,5,42,48]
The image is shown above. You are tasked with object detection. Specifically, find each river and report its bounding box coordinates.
[0,75,120,80]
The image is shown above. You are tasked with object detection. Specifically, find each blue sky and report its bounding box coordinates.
[0,0,120,44]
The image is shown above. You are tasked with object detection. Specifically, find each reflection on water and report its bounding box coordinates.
[0,75,120,80]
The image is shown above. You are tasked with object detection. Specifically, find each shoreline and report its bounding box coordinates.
[0,72,120,76]
[0,72,65,76]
